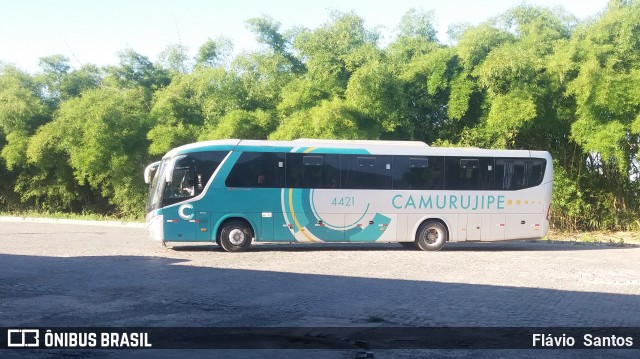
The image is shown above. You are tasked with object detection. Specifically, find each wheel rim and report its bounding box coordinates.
[228,228,246,246]
[425,227,440,245]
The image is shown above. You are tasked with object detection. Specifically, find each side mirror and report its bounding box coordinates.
[144,161,161,184]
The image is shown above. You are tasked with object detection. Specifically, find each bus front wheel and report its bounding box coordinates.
[415,220,447,251]
[219,220,253,252]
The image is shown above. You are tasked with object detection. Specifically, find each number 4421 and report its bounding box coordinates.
[331,196,354,206]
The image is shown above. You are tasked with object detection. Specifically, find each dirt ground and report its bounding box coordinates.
[1,218,638,358]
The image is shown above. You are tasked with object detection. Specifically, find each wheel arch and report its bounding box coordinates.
[214,215,257,242]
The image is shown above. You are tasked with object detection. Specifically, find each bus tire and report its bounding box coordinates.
[415,220,447,251]
[219,220,253,252]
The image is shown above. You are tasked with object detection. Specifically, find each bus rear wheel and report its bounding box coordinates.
[219,220,253,252]
[415,220,447,251]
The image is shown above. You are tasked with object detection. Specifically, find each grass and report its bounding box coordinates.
[0,210,144,223]
[545,230,640,246]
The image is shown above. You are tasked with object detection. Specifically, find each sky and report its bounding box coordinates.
[1,0,611,73]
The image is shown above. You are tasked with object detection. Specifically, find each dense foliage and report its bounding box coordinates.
[1,1,639,229]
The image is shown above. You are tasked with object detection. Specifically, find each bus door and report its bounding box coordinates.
[153,150,230,242]
[162,156,211,241]
[162,161,197,241]
[164,201,210,242]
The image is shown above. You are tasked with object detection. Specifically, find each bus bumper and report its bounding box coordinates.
[146,214,164,242]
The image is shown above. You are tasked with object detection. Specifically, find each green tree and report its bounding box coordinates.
[195,37,233,68]
[1,5,638,229]
[276,77,334,118]
[148,65,246,154]
[24,123,96,212]
[0,66,49,169]
[199,109,276,140]
[560,0,640,228]
[230,51,295,112]
[151,69,218,154]
[247,16,306,74]
[293,12,380,91]
[36,56,102,104]
[270,98,380,140]
[345,60,405,135]
[39,87,153,215]
[0,64,94,212]
[159,44,192,74]
[398,8,438,42]
[453,6,576,150]
[106,49,171,92]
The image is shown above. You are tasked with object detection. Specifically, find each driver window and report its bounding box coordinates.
[161,151,228,207]
[165,165,195,199]
[162,156,197,207]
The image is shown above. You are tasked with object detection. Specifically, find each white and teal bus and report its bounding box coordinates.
[144,139,553,252]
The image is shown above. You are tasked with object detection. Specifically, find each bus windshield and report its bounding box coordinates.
[146,151,229,213]
[146,159,168,213]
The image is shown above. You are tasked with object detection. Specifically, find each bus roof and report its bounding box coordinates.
[164,139,546,158]
[293,138,429,147]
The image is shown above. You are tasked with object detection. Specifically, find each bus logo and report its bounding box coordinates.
[178,203,194,220]
[7,329,40,347]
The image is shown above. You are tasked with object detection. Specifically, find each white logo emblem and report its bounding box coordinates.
[178,203,194,220]
[7,329,40,347]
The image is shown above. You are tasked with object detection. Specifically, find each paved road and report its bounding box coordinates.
[1,220,639,358]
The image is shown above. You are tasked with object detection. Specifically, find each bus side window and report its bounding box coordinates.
[303,155,323,188]
[426,157,444,189]
[393,156,429,189]
[323,155,340,189]
[285,153,340,189]
[226,152,285,188]
[531,159,545,185]
[392,156,444,190]
[444,157,493,190]
[495,158,546,190]
[286,153,304,188]
[189,151,228,194]
[342,155,392,189]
